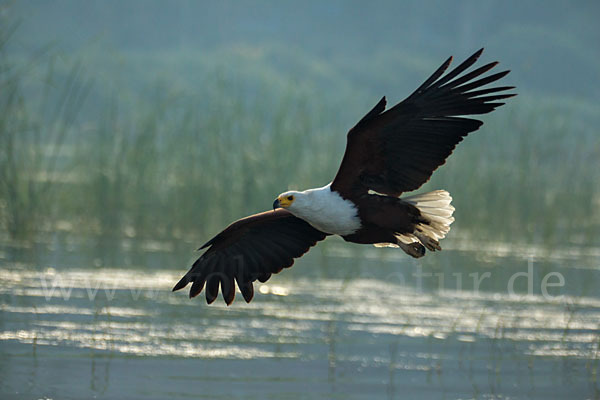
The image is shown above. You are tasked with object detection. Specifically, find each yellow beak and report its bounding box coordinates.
[274,196,293,209]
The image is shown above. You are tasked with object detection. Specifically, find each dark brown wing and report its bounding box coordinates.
[172,209,327,305]
[331,48,516,198]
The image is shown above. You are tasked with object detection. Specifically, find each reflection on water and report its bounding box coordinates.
[0,239,599,399]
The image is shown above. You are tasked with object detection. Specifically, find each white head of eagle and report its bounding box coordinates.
[274,184,362,236]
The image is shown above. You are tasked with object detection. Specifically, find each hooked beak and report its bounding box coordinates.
[273,198,280,210]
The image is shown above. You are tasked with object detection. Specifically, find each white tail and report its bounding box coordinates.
[402,190,455,251]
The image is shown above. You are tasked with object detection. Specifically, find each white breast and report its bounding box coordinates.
[287,183,361,236]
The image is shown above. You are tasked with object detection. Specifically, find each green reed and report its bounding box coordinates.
[0,23,91,241]
[1,39,598,250]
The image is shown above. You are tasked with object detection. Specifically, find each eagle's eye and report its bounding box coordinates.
[287,195,294,201]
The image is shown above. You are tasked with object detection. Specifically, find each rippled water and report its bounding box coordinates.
[1,238,599,399]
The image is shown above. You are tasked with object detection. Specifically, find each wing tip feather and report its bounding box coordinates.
[172,276,189,292]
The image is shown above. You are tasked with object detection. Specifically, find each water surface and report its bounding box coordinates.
[1,238,598,399]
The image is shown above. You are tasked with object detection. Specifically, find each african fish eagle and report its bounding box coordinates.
[173,48,515,305]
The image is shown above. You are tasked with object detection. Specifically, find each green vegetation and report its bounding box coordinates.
[1,8,599,252]
[0,22,91,240]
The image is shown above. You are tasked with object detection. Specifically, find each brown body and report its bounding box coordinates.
[343,194,423,244]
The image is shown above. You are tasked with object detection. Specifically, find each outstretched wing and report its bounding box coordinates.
[173,209,327,305]
[331,48,516,198]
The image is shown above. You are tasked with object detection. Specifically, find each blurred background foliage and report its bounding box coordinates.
[1,0,599,252]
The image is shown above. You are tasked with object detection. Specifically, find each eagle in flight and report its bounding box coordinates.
[173,48,515,305]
